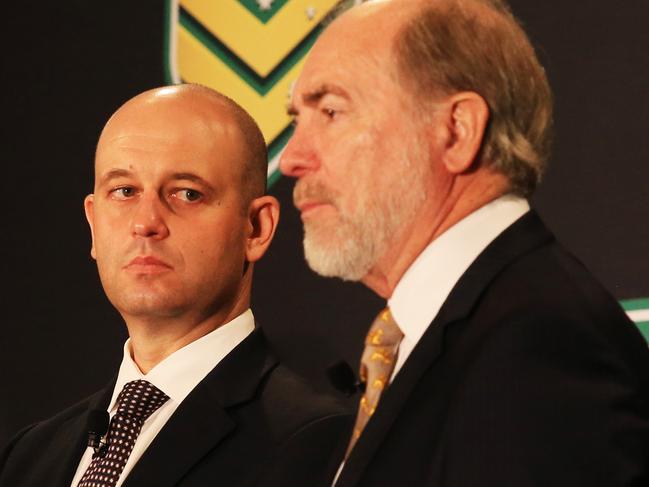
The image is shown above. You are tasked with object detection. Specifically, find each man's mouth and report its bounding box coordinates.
[124,256,173,274]
[297,200,332,216]
[294,183,339,220]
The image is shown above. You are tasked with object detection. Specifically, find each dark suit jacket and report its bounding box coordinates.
[0,328,352,487]
[335,211,649,487]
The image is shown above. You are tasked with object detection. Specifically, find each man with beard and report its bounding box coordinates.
[0,84,350,487]
[280,0,649,486]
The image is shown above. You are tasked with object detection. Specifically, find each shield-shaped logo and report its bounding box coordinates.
[164,0,342,187]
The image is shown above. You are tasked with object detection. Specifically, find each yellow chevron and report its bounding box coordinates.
[180,0,338,77]
[178,24,303,143]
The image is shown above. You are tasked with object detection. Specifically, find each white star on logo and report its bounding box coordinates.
[256,0,274,11]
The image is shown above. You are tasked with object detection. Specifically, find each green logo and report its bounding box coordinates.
[164,0,341,187]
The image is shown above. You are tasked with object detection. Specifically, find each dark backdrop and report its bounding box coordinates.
[1,0,647,446]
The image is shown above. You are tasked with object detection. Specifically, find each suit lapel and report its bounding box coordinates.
[122,328,277,487]
[336,211,553,487]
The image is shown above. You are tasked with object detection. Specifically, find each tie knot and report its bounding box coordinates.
[115,380,169,421]
[365,307,403,347]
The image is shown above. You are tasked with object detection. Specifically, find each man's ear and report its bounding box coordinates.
[441,91,490,174]
[83,194,97,260]
[245,195,280,263]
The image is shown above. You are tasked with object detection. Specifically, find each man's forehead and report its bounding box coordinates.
[99,101,243,154]
[93,135,245,189]
[96,108,245,172]
[291,2,406,94]
[289,43,396,111]
[98,132,172,147]
[323,0,411,42]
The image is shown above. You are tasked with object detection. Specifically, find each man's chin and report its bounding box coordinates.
[110,292,185,321]
[303,236,371,282]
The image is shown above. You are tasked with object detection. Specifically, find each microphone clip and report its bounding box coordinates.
[326,361,366,396]
[90,437,109,459]
[86,409,110,458]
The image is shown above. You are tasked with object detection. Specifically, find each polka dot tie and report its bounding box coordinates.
[78,380,169,487]
[345,307,403,458]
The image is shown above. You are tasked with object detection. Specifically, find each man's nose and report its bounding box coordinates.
[131,193,169,240]
[279,126,320,178]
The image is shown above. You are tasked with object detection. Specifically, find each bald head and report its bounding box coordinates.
[97,84,268,204]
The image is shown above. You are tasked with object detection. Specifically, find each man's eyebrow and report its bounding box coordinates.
[97,170,212,189]
[169,172,211,187]
[287,83,350,116]
[304,83,349,103]
[98,168,132,186]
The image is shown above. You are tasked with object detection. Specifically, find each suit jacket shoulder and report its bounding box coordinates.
[124,327,352,487]
[0,384,113,487]
[337,211,649,487]
[0,328,352,487]
[239,362,353,487]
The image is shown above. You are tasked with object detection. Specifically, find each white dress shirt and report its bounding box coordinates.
[334,195,529,485]
[70,309,255,487]
[388,194,530,380]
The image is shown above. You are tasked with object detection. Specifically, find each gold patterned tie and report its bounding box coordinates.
[345,307,403,458]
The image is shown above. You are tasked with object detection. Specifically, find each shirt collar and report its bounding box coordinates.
[108,309,255,411]
[388,195,530,351]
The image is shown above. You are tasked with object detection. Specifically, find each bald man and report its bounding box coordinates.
[280,1,649,486]
[0,85,350,487]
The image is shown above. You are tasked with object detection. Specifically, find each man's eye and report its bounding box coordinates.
[111,187,136,199]
[173,189,203,202]
[323,108,337,119]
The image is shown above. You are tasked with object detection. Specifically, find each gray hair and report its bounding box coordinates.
[393,0,553,196]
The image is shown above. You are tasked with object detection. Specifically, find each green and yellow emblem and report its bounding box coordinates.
[165,0,341,186]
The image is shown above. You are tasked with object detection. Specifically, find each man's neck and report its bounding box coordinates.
[125,299,249,374]
[362,171,509,298]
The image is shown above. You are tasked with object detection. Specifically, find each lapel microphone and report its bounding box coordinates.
[86,409,110,458]
[326,361,365,396]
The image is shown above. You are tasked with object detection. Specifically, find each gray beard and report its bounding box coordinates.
[303,204,385,281]
[302,154,427,282]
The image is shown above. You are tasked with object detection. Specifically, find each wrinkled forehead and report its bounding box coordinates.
[293,1,410,97]
[95,95,248,180]
[100,95,242,146]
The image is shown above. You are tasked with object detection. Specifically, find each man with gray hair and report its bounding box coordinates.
[280,0,649,485]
